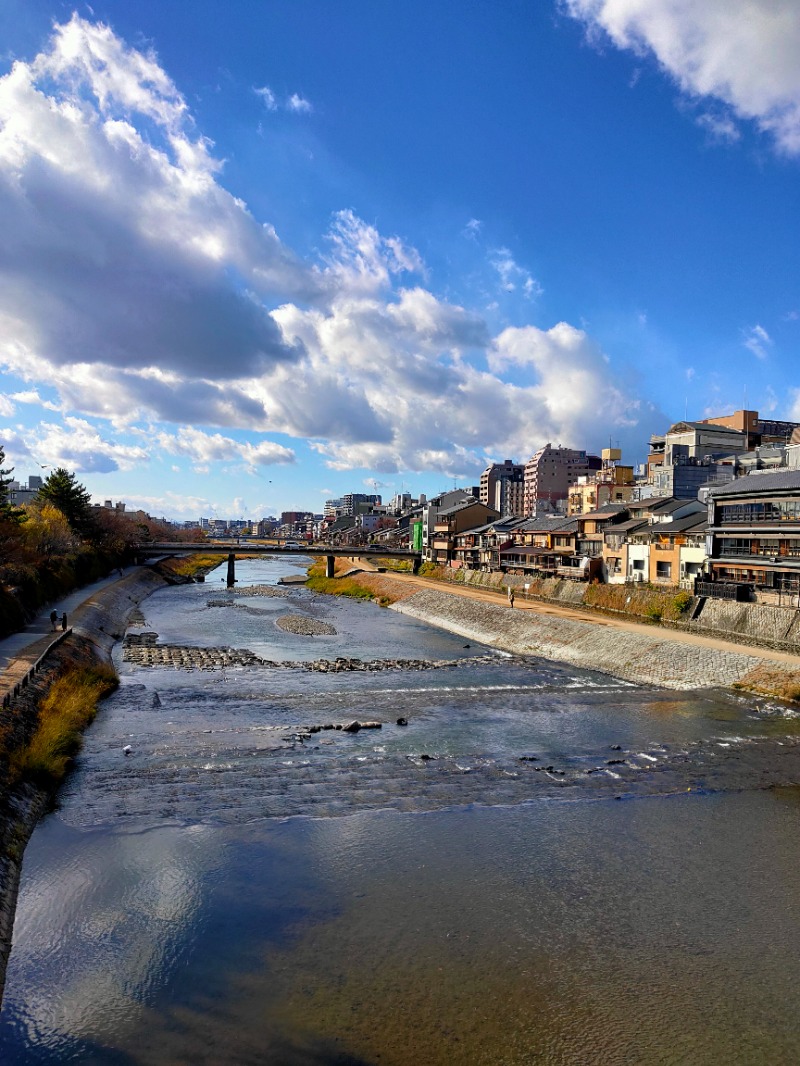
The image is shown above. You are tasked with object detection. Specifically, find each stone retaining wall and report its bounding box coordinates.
[688,600,800,648]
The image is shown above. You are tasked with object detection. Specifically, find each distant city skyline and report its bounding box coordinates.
[1,2,798,519]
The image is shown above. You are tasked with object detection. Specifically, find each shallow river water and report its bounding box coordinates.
[2,559,800,1064]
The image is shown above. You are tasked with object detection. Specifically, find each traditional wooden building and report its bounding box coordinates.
[706,471,800,603]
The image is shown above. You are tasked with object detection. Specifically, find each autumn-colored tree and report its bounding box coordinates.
[91,507,144,556]
[20,502,80,557]
[37,467,95,538]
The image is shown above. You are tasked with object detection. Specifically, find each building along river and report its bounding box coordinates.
[2,556,800,1064]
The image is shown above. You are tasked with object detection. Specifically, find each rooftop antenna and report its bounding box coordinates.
[684,396,688,420]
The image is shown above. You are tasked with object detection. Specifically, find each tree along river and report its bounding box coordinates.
[2,557,800,1064]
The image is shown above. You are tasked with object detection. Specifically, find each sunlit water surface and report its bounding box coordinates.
[2,558,800,1065]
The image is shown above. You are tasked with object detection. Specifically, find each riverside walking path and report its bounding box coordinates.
[0,571,130,702]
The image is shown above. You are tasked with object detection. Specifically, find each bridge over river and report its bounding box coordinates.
[139,542,422,585]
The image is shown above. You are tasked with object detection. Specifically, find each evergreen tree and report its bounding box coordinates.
[0,445,25,524]
[38,467,94,537]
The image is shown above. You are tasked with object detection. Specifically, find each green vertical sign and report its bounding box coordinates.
[412,520,423,552]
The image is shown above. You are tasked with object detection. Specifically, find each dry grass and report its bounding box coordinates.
[304,560,419,606]
[9,664,118,786]
[305,560,375,601]
[159,554,222,579]
[733,665,800,704]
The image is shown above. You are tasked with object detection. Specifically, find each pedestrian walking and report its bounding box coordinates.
[508,589,515,608]
[61,612,68,631]
[49,610,58,631]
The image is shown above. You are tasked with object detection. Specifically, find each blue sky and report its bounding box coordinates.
[0,1,798,520]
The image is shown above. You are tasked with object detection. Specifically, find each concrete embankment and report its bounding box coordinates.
[391,587,800,694]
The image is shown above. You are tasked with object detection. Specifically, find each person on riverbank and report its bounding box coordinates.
[508,588,515,608]
[61,613,67,631]
[49,610,58,631]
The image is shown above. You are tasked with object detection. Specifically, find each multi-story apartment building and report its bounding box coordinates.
[567,449,636,515]
[430,500,500,567]
[648,420,748,477]
[498,516,578,576]
[479,460,526,516]
[523,444,600,516]
[450,515,525,571]
[603,517,648,583]
[421,489,478,560]
[576,504,628,562]
[323,498,344,520]
[341,493,382,516]
[7,474,43,508]
[648,513,708,587]
[649,454,736,499]
[705,470,800,602]
[698,409,800,449]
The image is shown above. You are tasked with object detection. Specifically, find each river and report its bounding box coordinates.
[2,557,800,1064]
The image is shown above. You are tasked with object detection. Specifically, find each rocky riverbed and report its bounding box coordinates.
[122,632,495,672]
[276,614,337,636]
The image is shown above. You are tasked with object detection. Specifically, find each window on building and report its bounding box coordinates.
[656,561,672,579]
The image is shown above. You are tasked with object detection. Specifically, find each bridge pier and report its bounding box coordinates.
[227,553,236,588]
[326,555,335,579]
[412,557,421,575]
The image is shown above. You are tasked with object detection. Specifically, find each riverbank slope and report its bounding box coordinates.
[333,570,800,697]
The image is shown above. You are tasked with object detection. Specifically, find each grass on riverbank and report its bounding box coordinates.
[733,664,800,704]
[373,558,413,572]
[305,561,421,607]
[8,664,119,787]
[305,560,376,601]
[156,554,223,580]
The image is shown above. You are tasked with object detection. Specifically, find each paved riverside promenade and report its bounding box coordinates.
[392,587,800,692]
[0,568,164,705]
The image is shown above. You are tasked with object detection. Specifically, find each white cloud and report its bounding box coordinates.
[0,395,14,417]
[321,209,425,294]
[287,93,313,113]
[563,0,800,154]
[742,323,772,359]
[0,14,317,400]
[0,15,662,485]
[490,248,542,299]
[695,109,741,145]
[254,85,277,110]
[254,86,313,114]
[463,218,482,240]
[10,389,60,411]
[119,490,216,519]
[156,426,295,471]
[25,417,149,473]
